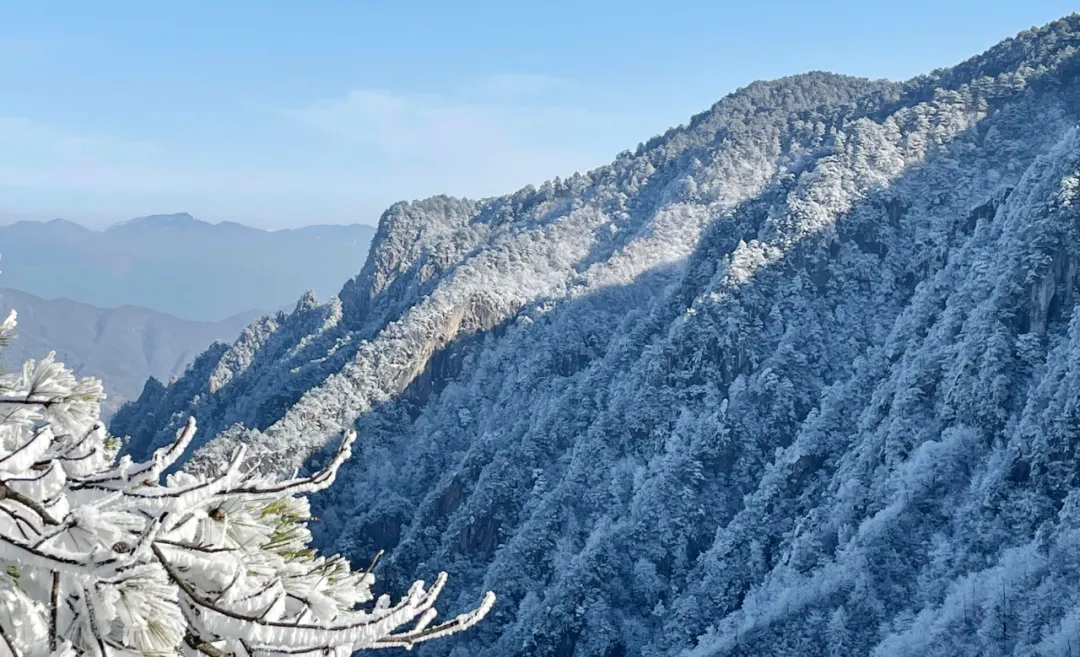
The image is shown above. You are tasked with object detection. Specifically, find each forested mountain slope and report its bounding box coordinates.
[113,16,1080,656]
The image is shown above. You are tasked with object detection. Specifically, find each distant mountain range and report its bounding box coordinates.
[0,213,376,321]
[0,287,260,417]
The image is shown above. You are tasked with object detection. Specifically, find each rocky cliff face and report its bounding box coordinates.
[112,16,1080,656]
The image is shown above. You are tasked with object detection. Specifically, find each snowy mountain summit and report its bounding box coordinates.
[113,16,1080,656]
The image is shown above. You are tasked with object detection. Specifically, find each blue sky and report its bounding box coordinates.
[0,1,1076,229]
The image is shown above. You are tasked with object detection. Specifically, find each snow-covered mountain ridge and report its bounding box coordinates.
[113,16,1080,656]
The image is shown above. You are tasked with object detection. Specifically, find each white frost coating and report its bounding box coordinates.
[0,312,493,655]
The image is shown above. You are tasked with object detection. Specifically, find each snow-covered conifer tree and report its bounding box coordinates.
[0,308,493,656]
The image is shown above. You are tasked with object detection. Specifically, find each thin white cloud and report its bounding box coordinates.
[291,89,501,159]
[457,73,573,99]
[0,117,159,170]
[0,116,348,195]
[284,73,634,198]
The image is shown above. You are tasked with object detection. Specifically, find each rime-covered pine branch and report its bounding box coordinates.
[0,309,493,655]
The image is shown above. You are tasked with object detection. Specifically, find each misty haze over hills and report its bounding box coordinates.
[109,14,1080,657]
[0,212,376,321]
[0,287,261,417]
[0,212,375,417]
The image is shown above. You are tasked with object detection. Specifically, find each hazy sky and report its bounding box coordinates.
[0,1,1076,229]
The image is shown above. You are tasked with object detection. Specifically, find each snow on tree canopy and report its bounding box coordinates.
[0,309,493,656]
[112,14,1080,657]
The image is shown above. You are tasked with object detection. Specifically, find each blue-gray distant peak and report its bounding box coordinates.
[45,217,88,230]
[106,212,207,230]
[0,215,376,321]
[5,217,90,234]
